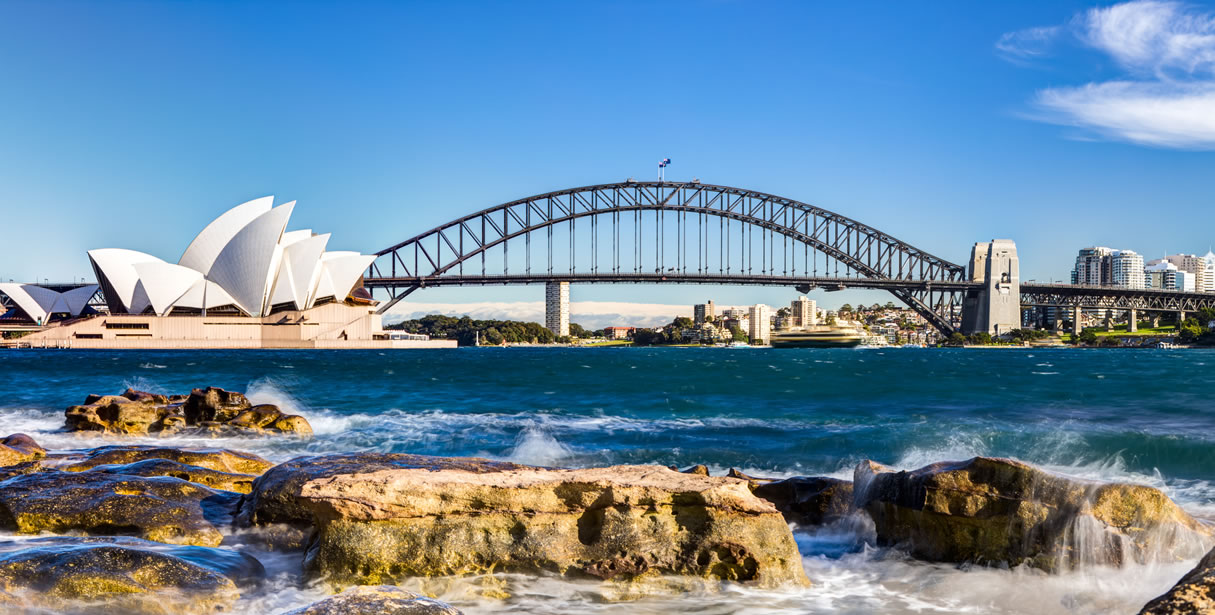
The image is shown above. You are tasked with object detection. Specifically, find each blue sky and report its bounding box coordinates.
[2,1,1213,323]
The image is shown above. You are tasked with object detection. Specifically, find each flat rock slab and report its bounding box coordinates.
[91,458,259,494]
[0,537,260,614]
[64,445,274,475]
[0,471,226,546]
[856,456,1213,571]
[290,461,809,588]
[238,452,531,526]
[280,586,462,615]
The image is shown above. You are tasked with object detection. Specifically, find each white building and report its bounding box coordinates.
[1110,250,1145,289]
[747,304,771,345]
[544,281,570,337]
[0,283,98,325]
[1145,260,1181,291]
[88,197,375,317]
[1072,247,1114,286]
[790,296,817,328]
[1164,254,1209,293]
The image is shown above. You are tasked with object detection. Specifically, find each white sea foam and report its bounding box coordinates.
[506,426,574,466]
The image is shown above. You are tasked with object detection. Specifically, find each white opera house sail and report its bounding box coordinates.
[88,197,375,317]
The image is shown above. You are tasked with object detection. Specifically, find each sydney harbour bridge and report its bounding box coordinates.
[363,181,1215,335]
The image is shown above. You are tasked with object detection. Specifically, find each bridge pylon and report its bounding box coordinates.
[961,240,1021,336]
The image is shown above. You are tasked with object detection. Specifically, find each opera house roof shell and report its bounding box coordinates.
[88,197,375,317]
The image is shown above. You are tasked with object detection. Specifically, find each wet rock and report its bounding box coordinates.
[1140,546,1215,614]
[290,460,809,588]
[183,386,251,423]
[279,585,463,615]
[64,445,275,475]
[0,434,44,467]
[0,537,257,614]
[753,477,853,526]
[855,457,1213,571]
[65,386,313,437]
[238,453,530,527]
[0,471,226,546]
[0,461,47,482]
[92,458,259,493]
[66,388,172,434]
[681,464,711,476]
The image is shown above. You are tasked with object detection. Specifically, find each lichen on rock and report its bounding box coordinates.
[855,456,1213,571]
[90,458,260,494]
[0,536,261,614]
[64,445,275,475]
[0,470,227,546]
[1139,545,1215,614]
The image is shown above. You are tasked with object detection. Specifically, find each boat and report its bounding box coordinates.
[769,327,863,348]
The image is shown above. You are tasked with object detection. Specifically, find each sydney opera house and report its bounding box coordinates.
[1,197,452,348]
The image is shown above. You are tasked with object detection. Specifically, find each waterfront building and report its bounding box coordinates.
[1164,254,1209,292]
[1145,260,1181,291]
[0,283,98,325]
[1072,247,1114,286]
[747,304,771,345]
[790,296,817,328]
[545,281,570,337]
[1110,250,1145,289]
[603,326,634,340]
[6,197,453,349]
[693,300,715,325]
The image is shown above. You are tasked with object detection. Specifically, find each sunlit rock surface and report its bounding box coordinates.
[263,459,809,588]
[855,456,1212,571]
[91,458,260,494]
[1140,546,1215,614]
[0,434,44,467]
[64,445,275,475]
[279,585,463,615]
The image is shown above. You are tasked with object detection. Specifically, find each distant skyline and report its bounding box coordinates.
[2,0,1213,316]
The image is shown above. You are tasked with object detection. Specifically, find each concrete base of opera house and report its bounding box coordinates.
[13,302,456,350]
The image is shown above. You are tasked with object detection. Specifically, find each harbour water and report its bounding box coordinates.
[2,347,1213,614]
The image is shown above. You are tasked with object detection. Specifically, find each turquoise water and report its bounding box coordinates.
[1,347,1213,614]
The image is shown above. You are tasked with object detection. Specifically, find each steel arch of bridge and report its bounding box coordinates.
[366,181,970,333]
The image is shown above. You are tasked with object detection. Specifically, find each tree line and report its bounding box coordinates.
[386,314,601,346]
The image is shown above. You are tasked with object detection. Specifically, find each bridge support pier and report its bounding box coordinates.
[1179,310,1188,324]
[1073,306,1084,335]
[1128,309,1138,333]
[545,281,570,338]
[961,240,1020,336]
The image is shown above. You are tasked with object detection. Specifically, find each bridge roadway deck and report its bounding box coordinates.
[364,276,1215,312]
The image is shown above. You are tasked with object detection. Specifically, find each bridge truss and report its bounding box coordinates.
[1020,284,1215,312]
[366,181,969,333]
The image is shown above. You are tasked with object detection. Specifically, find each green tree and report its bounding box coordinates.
[885,301,896,310]
[484,327,504,345]
[568,323,589,338]
[947,332,967,346]
[729,325,748,342]
[1078,329,1098,345]
[840,304,853,314]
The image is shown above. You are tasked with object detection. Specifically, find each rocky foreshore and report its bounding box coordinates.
[0,388,1210,613]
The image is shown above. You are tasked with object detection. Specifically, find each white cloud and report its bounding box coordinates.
[996,26,1061,60]
[1003,1,1215,148]
[384,300,693,329]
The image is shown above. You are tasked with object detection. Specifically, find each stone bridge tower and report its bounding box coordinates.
[961,240,1020,336]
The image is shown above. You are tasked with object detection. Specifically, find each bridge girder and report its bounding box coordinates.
[367,181,971,333]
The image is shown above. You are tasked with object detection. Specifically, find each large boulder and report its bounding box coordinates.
[0,471,227,546]
[237,453,530,527]
[279,586,462,615]
[0,536,261,614]
[284,460,808,588]
[855,457,1212,571]
[1140,546,1215,614]
[0,434,44,467]
[64,445,275,475]
[64,387,313,437]
[753,477,853,526]
[92,458,260,494]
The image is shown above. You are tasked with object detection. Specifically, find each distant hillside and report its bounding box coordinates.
[386,314,595,346]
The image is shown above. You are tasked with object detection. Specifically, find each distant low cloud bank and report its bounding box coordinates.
[1000,1,1215,149]
[384,300,691,329]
